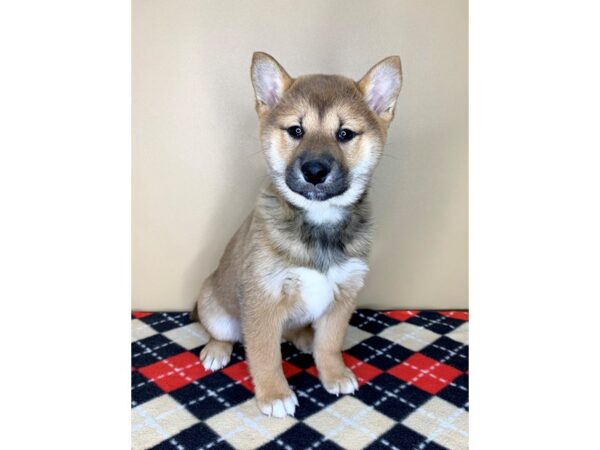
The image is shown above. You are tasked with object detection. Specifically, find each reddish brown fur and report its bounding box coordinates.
[194,52,402,417]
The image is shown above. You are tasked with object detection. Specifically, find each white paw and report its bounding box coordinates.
[257,392,299,418]
[199,347,230,371]
[322,370,359,396]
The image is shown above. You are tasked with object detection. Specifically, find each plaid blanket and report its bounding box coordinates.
[132,310,468,450]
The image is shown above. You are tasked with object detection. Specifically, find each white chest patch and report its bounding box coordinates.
[263,258,369,321]
[290,267,334,319]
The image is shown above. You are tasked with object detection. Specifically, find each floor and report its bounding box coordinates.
[132,309,468,450]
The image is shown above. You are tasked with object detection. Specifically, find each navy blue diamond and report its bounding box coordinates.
[260,422,344,450]
[282,342,316,369]
[132,334,187,368]
[200,372,253,407]
[437,374,469,410]
[420,336,468,372]
[149,422,234,450]
[131,370,164,407]
[169,374,243,420]
[139,312,191,333]
[406,311,463,335]
[346,336,414,370]
[350,310,398,334]
[365,423,447,450]
[356,373,431,421]
[287,372,340,420]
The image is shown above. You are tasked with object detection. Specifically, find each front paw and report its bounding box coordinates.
[199,341,232,371]
[256,388,298,418]
[320,367,359,396]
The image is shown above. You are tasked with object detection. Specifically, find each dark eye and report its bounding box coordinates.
[286,126,304,139]
[336,128,356,143]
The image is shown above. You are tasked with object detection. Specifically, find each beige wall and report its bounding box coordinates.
[132,0,468,311]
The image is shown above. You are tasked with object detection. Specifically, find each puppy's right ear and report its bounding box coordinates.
[251,52,292,114]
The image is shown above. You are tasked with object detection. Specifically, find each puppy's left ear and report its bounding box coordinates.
[251,52,293,114]
[358,56,402,123]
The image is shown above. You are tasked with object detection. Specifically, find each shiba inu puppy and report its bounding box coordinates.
[193,52,402,418]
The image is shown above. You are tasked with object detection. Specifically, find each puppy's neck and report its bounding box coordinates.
[258,183,372,271]
[303,202,346,225]
[260,183,371,237]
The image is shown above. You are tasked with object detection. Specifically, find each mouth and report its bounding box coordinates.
[291,186,344,201]
[284,168,349,201]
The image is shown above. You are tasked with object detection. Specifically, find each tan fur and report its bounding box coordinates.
[195,52,402,417]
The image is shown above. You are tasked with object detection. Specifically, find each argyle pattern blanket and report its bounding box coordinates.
[132,310,469,450]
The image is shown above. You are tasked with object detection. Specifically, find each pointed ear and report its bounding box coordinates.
[251,52,293,112]
[358,56,402,122]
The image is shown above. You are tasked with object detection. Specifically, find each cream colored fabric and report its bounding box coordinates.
[132,0,468,311]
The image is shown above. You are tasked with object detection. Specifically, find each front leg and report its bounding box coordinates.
[313,295,359,395]
[243,304,298,418]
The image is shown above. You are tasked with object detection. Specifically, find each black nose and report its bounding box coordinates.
[301,160,331,185]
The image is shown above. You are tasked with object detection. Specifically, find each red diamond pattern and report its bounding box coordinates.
[388,353,461,394]
[439,311,469,321]
[138,351,211,392]
[384,310,420,322]
[132,310,468,450]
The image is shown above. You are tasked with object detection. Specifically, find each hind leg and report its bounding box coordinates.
[196,278,241,371]
[284,325,314,354]
[200,339,233,371]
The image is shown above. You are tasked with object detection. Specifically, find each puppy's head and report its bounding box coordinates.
[251,52,402,214]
